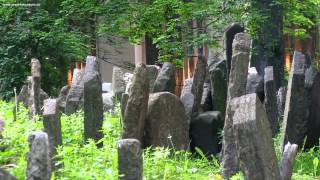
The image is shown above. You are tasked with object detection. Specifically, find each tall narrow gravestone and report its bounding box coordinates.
[281,51,307,151]
[221,33,251,179]
[82,56,104,146]
[264,66,279,137]
[43,99,62,170]
[122,64,149,143]
[232,93,280,180]
[117,139,143,180]
[112,67,126,101]
[27,132,51,180]
[29,58,41,119]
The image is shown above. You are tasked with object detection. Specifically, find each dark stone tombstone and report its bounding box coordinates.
[82,56,104,146]
[145,92,189,150]
[199,83,213,112]
[246,67,264,102]
[153,62,176,94]
[65,85,84,115]
[280,51,307,151]
[232,93,280,180]
[221,33,251,179]
[0,168,17,180]
[117,139,142,180]
[209,59,227,116]
[29,58,41,119]
[43,99,62,170]
[57,85,70,113]
[122,64,149,143]
[112,66,126,101]
[225,23,244,78]
[305,67,320,149]
[277,86,287,120]
[146,65,159,92]
[180,78,194,124]
[27,132,51,180]
[264,66,279,137]
[120,93,129,119]
[190,111,223,157]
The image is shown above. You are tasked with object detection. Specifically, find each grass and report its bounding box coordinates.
[0,100,319,179]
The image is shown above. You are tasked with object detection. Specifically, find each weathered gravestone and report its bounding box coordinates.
[43,99,62,170]
[117,139,142,180]
[281,51,307,151]
[71,68,83,86]
[102,92,114,112]
[280,142,298,180]
[29,59,41,119]
[209,59,227,116]
[264,66,279,137]
[0,168,17,180]
[190,111,223,157]
[199,83,213,112]
[112,66,126,101]
[304,67,320,149]
[120,93,129,119]
[122,64,149,143]
[146,65,159,92]
[152,62,176,94]
[65,85,83,115]
[232,93,280,180]
[56,85,70,113]
[221,33,251,179]
[180,78,194,125]
[144,92,189,150]
[277,86,287,120]
[27,132,51,180]
[246,67,264,102]
[82,56,104,146]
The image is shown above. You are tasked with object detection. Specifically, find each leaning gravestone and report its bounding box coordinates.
[43,99,62,170]
[221,33,251,179]
[146,65,159,92]
[27,132,51,180]
[144,92,189,150]
[190,111,223,157]
[117,139,142,180]
[112,66,126,101]
[180,78,194,125]
[82,56,104,146]
[0,168,17,180]
[209,59,227,116]
[153,62,176,94]
[122,64,149,143]
[29,58,41,119]
[264,66,279,137]
[232,93,280,180]
[281,51,307,151]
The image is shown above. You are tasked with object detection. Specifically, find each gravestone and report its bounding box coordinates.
[120,93,129,119]
[246,67,264,102]
[71,68,83,86]
[146,65,159,92]
[152,62,176,94]
[209,59,227,116]
[280,142,298,180]
[232,93,280,180]
[122,64,149,143]
[27,132,51,180]
[57,85,70,113]
[29,58,41,119]
[190,111,223,157]
[180,78,194,124]
[117,139,142,180]
[199,83,213,112]
[281,51,307,151]
[264,66,279,137]
[82,56,104,146]
[221,33,251,179]
[65,85,83,115]
[305,67,320,149]
[112,66,126,101]
[43,99,62,170]
[144,92,189,150]
[0,168,17,180]
[17,85,29,107]
[277,86,287,119]
[102,92,114,112]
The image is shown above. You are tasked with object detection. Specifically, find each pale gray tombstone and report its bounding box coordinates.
[146,65,159,92]
[43,99,62,170]
[112,66,126,101]
[26,132,51,180]
[221,33,251,179]
[144,92,189,150]
[232,93,280,180]
[152,62,176,94]
[82,56,104,147]
[280,142,298,180]
[117,139,142,180]
[180,78,194,125]
[71,68,83,86]
[264,66,279,137]
[280,51,307,151]
[122,64,149,143]
[29,58,41,119]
